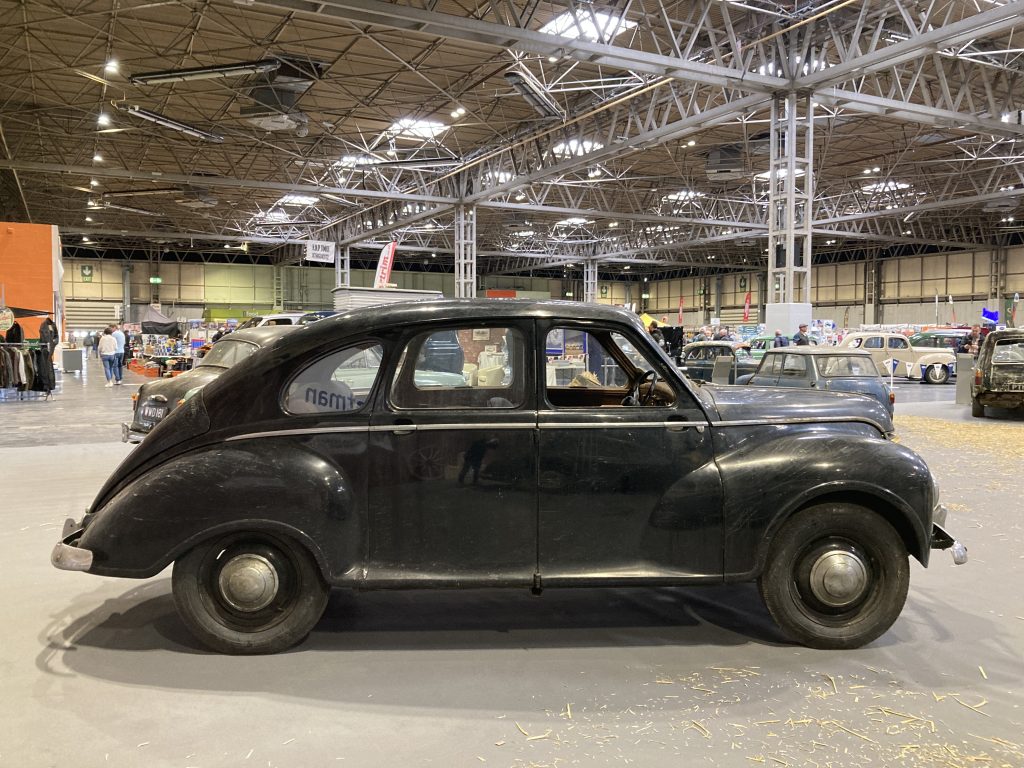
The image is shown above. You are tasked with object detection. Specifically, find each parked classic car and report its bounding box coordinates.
[971,329,1024,417]
[122,325,297,443]
[908,328,970,352]
[839,332,956,384]
[53,300,965,654]
[736,348,894,415]
[297,310,342,325]
[679,341,759,383]
[235,311,306,329]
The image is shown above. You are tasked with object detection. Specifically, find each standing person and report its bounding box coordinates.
[959,325,984,357]
[648,320,665,350]
[772,329,789,347]
[111,322,126,385]
[83,332,95,358]
[793,323,810,346]
[97,328,118,387]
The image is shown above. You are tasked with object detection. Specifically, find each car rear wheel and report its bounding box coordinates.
[758,504,909,650]
[172,532,328,654]
[924,364,949,385]
[971,399,985,418]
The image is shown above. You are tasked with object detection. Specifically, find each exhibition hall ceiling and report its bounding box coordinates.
[1,0,1022,277]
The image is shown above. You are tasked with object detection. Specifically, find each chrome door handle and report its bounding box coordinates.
[391,419,416,435]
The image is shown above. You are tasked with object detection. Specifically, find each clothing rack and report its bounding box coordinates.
[0,342,56,400]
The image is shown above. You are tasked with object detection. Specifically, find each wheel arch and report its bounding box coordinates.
[754,488,928,575]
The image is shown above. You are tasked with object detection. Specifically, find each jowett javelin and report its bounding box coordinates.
[52,301,966,654]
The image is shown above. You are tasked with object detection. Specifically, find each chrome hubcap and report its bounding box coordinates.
[808,550,868,608]
[217,554,279,612]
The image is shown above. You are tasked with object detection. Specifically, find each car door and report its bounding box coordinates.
[366,322,538,586]
[886,335,915,377]
[537,322,722,585]
[749,352,783,386]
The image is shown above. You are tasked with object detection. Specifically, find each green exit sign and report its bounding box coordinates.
[149,276,162,284]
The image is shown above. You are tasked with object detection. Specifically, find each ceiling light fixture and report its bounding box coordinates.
[114,103,224,143]
[97,113,111,127]
[104,60,118,74]
[102,202,163,216]
[130,59,280,85]
[539,10,637,42]
[687,139,696,147]
[504,65,564,120]
[93,153,103,162]
[90,179,99,187]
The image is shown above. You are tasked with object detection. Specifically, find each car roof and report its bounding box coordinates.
[217,325,298,345]
[765,347,873,357]
[983,329,1024,343]
[683,340,746,348]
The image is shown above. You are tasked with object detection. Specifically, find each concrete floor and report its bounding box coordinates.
[1,357,1022,767]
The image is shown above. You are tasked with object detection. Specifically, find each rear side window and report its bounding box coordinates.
[284,342,384,414]
[781,355,809,378]
[392,327,526,409]
[863,337,884,349]
[759,354,784,376]
[888,337,909,350]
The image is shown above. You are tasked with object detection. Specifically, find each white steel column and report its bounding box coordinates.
[335,246,350,289]
[455,204,477,298]
[583,260,598,303]
[765,92,814,333]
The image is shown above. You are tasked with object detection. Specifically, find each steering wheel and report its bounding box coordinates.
[626,369,660,406]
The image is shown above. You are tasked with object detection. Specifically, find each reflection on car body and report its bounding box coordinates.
[55,300,966,656]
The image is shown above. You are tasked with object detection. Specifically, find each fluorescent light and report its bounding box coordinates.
[93,153,103,162]
[114,103,224,142]
[504,66,564,120]
[130,59,279,85]
[552,139,603,157]
[336,155,380,168]
[97,113,111,127]
[102,202,163,216]
[85,216,92,222]
[539,11,637,42]
[390,118,447,139]
[555,217,589,226]
[90,179,99,187]
[486,170,513,183]
[105,60,118,74]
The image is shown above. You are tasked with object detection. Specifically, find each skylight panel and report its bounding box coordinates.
[540,11,637,42]
[278,194,319,206]
[552,139,603,158]
[391,118,448,139]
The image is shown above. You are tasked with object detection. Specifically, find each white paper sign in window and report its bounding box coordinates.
[285,343,384,414]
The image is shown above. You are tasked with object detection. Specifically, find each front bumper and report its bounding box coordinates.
[930,505,968,565]
[51,516,93,572]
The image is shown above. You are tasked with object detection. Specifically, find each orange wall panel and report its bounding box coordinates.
[0,222,56,313]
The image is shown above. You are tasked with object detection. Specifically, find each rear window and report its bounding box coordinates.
[816,355,879,377]
[198,339,259,368]
[992,340,1024,365]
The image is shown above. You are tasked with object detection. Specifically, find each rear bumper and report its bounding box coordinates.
[51,516,94,572]
[121,422,148,443]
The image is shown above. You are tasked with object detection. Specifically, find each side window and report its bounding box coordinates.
[863,336,884,349]
[284,342,383,414]
[761,354,784,377]
[545,328,676,407]
[392,327,524,409]
[888,337,909,350]
[781,355,809,378]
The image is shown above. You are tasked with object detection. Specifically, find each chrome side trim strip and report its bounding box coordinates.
[712,416,887,434]
[227,426,369,441]
[538,421,695,430]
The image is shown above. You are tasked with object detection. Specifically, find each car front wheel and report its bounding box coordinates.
[924,364,949,385]
[172,532,329,654]
[759,504,909,650]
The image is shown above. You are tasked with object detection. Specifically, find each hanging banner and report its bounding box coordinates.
[373,241,397,288]
[304,241,336,264]
[677,296,684,326]
[742,291,752,322]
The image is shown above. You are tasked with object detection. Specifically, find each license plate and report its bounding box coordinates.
[140,405,168,422]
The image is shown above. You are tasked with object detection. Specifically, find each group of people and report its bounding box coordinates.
[87,323,126,387]
[772,323,812,347]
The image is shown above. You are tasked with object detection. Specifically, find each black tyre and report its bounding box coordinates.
[924,364,949,385]
[758,504,909,650]
[172,532,329,654]
[971,399,985,418]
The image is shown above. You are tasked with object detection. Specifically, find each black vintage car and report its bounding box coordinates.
[123,326,296,443]
[971,329,1024,417]
[53,301,966,654]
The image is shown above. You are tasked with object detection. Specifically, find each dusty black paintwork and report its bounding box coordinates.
[59,300,949,599]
